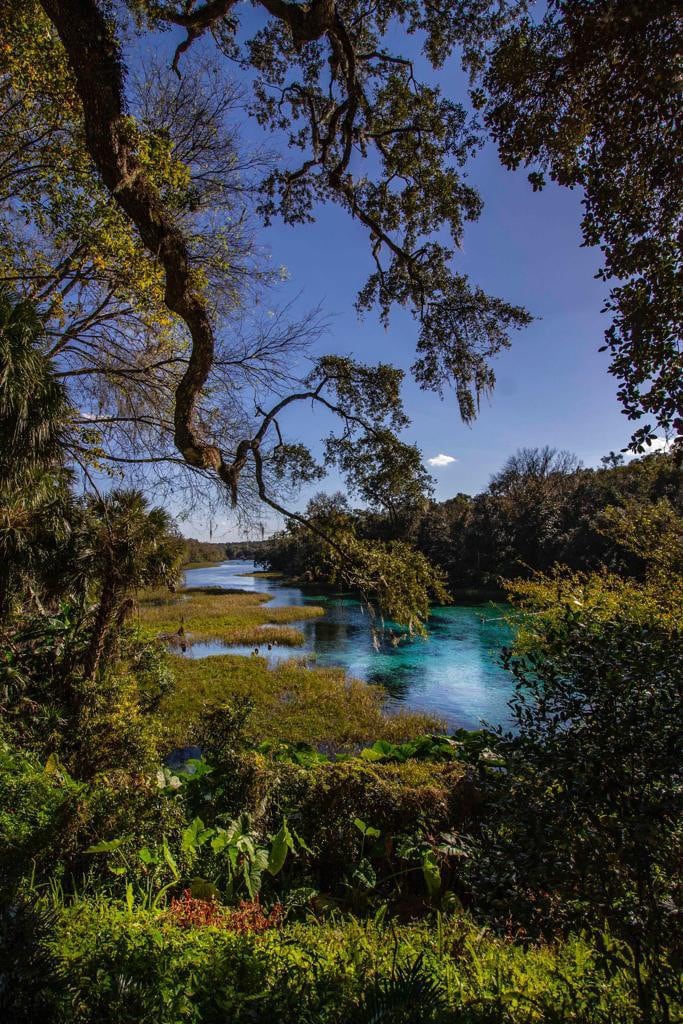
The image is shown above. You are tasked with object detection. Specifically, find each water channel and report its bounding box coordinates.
[183,560,516,730]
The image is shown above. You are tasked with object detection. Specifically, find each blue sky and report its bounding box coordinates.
[141,19,650,541]
[256,146,624,494]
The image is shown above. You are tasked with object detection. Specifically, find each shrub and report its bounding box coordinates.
[39,900,648,1023]
[255,756,471,895]
[465,601,682,1022]
[0,742,83,893]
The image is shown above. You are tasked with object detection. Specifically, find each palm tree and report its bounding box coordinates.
[81,489,183,679]
[0,288,75,618]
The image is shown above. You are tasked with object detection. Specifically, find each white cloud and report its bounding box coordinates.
[644,437,670,453]
[427,453,457,467]
[624,436,672,462]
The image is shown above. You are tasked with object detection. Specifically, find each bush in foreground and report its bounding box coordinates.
[2,899,649,1024]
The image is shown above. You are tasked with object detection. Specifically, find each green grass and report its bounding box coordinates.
[139,586,325,647]
[182,559,225,570]
[162,653,442,749]
[235,570,284,579]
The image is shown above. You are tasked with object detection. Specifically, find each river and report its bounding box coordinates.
[183,560,516,731]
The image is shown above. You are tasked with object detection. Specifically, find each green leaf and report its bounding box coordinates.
[162,839,180,880]
[268,819,294,876]
[211,828,229,854]
[291,827,313,855]
[181,817,214,852]
[422,849,441,898]
[373,902,389,929]
[360,739,396,762]
[86,837,126,854]
[353,817,380,838]
[244,849,268,898]
[351,858,377,892]
[44,752,64,777]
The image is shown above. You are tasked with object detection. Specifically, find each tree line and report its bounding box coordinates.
[261,446,682,597]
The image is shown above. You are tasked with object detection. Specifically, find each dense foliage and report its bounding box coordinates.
[2,906,652,1024]
[263,447,682,594]
[182,538,230,567]
[480,0,682,447]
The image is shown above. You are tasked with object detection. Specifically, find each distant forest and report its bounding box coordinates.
[182,537,271,565]
[261,448,682,595]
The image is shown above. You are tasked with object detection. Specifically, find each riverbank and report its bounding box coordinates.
[182,559,225,570]
[250,564,507,606]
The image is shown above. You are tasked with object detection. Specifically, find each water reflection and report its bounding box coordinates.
[181,560,515,730]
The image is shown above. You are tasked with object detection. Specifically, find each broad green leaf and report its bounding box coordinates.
[422,849,441,898]
[360,739,396,762]
[181,817,214,852]
[268,819,294,876]
[352,858,377,892]
[86,837,126,854]
[211,829,229,854]
[244,849,268,898]
[353,817,380,838]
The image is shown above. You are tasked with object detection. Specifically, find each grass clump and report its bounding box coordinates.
[139,586,325,647]
[162,653,442,749]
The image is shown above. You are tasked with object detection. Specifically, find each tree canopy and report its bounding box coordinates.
[2,0,531,516]
[2,0,679,610]
[480,0,682,447]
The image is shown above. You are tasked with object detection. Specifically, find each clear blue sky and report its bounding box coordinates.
[140,20,651,541]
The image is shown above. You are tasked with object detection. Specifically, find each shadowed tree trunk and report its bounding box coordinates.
[82,575,118,680]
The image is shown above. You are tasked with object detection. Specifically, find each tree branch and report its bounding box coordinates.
[40,0,238,492]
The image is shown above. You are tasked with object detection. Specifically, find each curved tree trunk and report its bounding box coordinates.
[39,0,238,494]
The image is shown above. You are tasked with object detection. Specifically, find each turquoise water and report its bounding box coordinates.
[183,560,516,731]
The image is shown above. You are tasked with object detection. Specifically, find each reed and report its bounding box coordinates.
[138,586,325,646]
[163,653,443,748]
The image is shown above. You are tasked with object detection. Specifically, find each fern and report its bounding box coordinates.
[353,955,446,1023]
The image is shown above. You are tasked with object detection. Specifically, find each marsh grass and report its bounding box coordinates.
[162,653,443,748]
[235,570,284,579]
[182,560,224,570]
[143,585,439,749]
[138,586,325,647]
